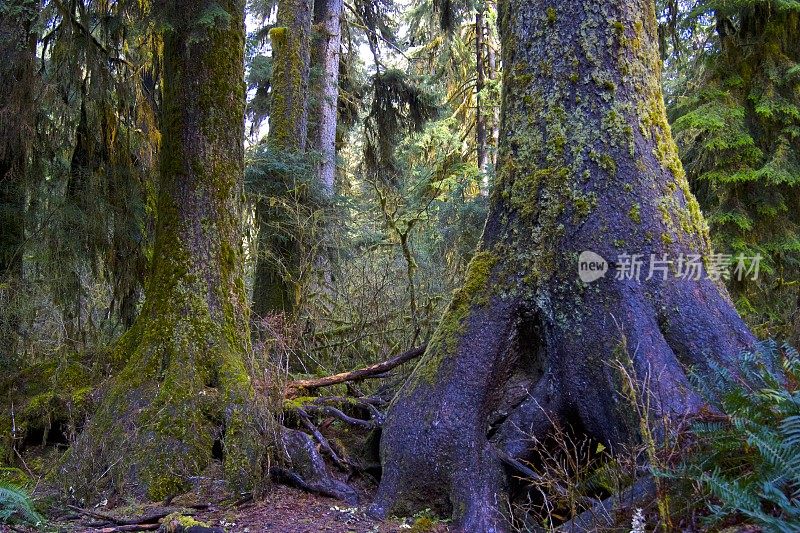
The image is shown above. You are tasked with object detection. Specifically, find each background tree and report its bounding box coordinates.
[63,0,266,500]
[252,0,313,320]
[371,0,755,529]
[665,0,800,339]
[310,0,344,199]
[0,0,159,467]
[0,0,37,280]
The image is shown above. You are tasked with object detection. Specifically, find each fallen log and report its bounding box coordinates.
[285,344,427,398]
[67,505,192,527]
[81,524,160,533]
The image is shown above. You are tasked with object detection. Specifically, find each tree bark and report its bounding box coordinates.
[252,0,313,320]
[310,0,343,200]
[65,0,266,501]
[370,1,755,530]
[476,8,488,180]
[0,0,37,279]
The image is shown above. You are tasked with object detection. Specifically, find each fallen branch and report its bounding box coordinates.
[285,344,427,397]
[80,524,160,533]
[67,505,188,527]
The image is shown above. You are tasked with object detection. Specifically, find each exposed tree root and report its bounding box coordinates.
[66,505,190,527]
[278,428,359,504]
[556,477,656,532]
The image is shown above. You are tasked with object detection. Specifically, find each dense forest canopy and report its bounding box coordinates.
[0,0,798,531]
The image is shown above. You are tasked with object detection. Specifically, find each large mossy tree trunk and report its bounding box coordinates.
[252,0,312,320]
[64,0,266,501]
[0,0,37,279]
[370,0,755,530]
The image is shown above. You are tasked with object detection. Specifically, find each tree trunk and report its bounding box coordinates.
[252,0,313,320]
[310,0,342,200]
[370,0,755,530]
[0,0,37,279]
[64,0,267,501]
[476,8,488,182]
[486,15,499,169]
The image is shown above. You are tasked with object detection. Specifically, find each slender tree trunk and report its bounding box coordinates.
[370,0,754,530]
[0,0,37,279]
[252,0,313,320]
[310,0,342,200]
[486,15,499,169]
[476,8,488,185]
[65,0,266,501]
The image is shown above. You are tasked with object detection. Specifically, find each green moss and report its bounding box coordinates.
[628,203,641,224]
[160,512,209,533]
[283,396,316,410]
[405,251,499,388]
[547,7,557,25]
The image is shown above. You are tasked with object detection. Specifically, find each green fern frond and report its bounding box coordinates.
[0,482,44,526]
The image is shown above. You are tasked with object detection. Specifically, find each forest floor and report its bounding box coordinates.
[189,485,448,533]
[17,474,450,533]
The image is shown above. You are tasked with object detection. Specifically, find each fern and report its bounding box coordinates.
[678,341,800,530]
[0,482,44,527]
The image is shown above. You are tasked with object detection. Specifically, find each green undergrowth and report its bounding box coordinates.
[0,481,44,527]
[662,340,800,531]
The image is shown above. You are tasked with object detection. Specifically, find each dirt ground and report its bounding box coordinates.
[13,483,449,533]
[194,485,440,533]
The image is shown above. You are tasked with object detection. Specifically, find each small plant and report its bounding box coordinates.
[674,341,800,531]
[0,481,44,527]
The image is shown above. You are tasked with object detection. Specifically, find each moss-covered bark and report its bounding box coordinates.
[0,0,37,278]
[371,0,755,530]
[252,0,313,319]
[62,0,268,501]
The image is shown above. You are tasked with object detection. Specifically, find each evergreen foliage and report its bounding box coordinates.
[677,341,800,530]
[666,0,800,335]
